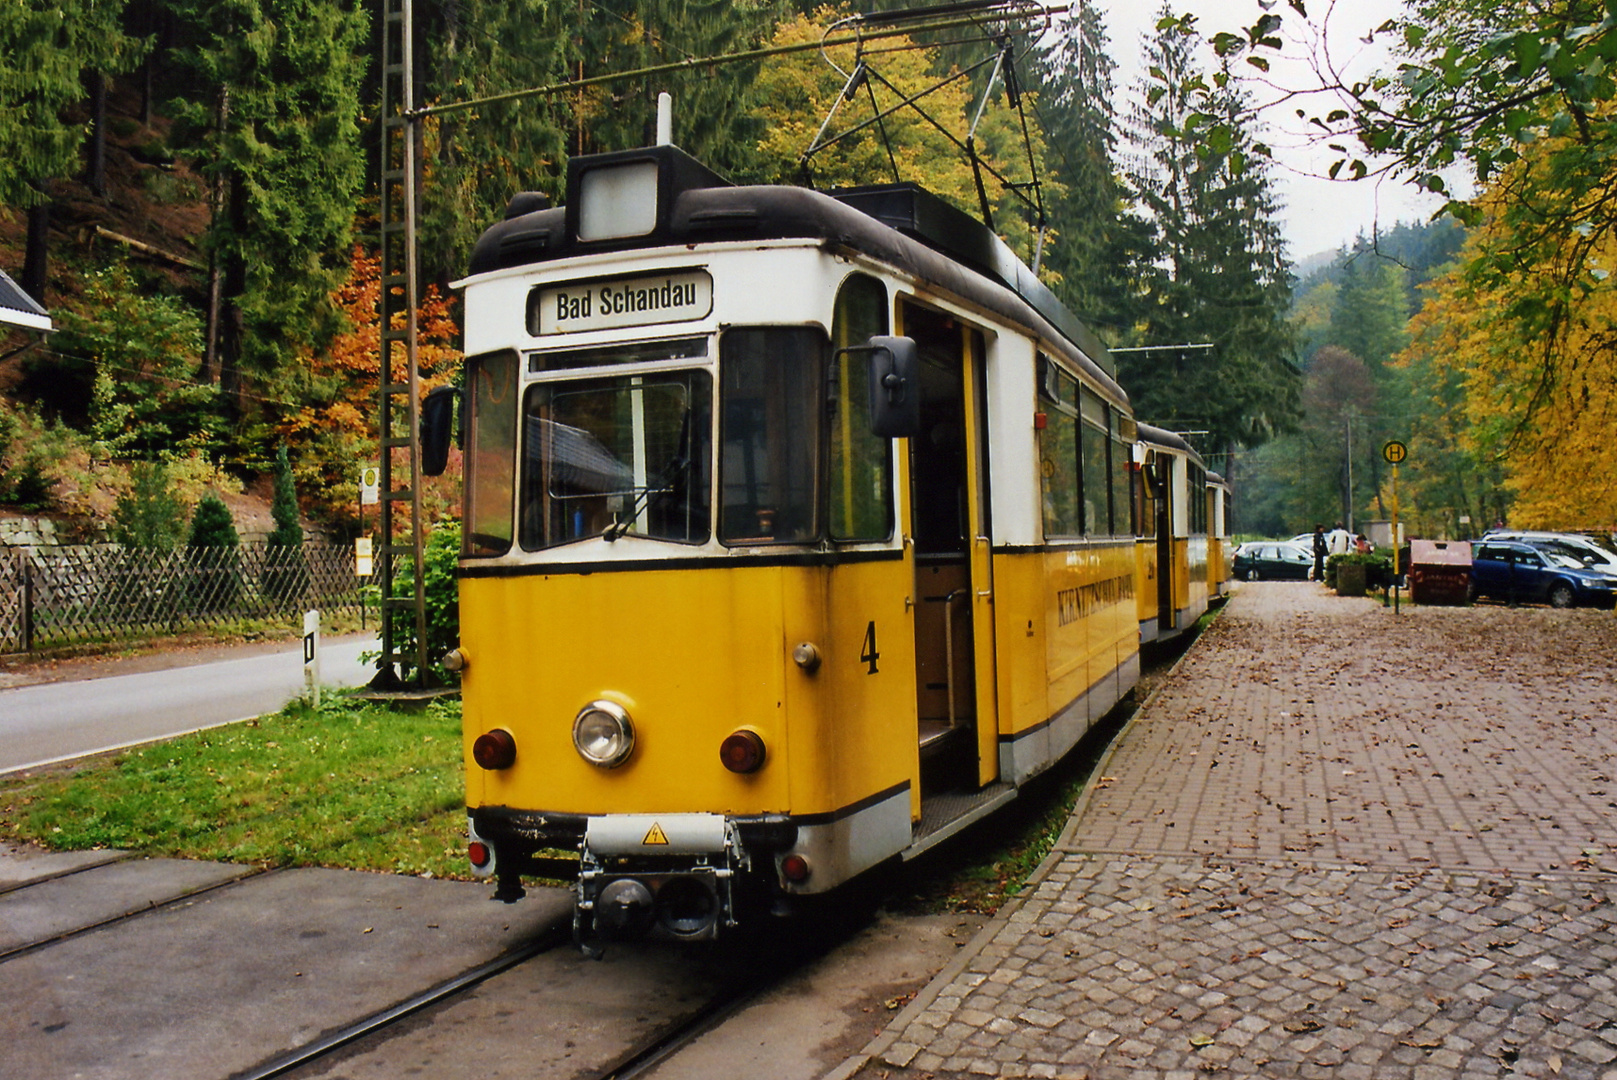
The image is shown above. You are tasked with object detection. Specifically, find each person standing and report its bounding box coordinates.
[1312,524,1327,581]
[1328,521,1353,557]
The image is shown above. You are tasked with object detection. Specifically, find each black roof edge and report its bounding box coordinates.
[467,148,1119,386]
[826,184,1115,378]
[1137,422,1201,461]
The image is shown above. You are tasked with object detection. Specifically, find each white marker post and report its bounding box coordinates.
[303,609,321,707]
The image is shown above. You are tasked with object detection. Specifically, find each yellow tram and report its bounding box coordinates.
[1132,424,1210,644]
[1207,472,1233,601]
[430,144,1194,943]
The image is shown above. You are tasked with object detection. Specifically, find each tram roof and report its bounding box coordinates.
[467,145,1123,398]
[1136,422,1203,463]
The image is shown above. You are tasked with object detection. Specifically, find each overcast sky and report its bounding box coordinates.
[1099,0,1447,261]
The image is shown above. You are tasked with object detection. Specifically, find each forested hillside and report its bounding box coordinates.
[0,0,1300,540]
[5,0,1612,542]
[1223,0,1617,540]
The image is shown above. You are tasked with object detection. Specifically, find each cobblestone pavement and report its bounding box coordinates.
[835,584,1617,1080]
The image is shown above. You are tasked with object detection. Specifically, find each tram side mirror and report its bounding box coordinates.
[866,335,920,439]
[421,385,461,477]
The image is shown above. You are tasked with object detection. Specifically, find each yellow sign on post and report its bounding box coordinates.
[1383,442,1406,613]
[355,536,374,578]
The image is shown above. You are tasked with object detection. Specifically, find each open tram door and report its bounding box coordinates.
[1151,453,1174,635]
[898,301,1002,827]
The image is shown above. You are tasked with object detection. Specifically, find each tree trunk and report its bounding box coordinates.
[87,72,107,196]
[202,88,231,386]
[218,168,249,420]
[21,186,50,304]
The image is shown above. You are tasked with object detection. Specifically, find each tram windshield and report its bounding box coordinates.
[520,368,713,549]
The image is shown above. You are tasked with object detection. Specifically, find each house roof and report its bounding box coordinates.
[0,269,51,333]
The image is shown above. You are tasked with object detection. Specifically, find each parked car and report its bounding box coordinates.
[1468,540,1617,608]
[1234,540,1315,581]
[1483,529,1617,572]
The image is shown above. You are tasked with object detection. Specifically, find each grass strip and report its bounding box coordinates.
[0,695,470,880]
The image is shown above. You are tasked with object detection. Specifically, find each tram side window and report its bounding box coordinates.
[830,274,894,541]
[719,327,823,544]
[1110,410,1133,537]
[1037,356,1081,539]
[464,350,518,556]
[519,370,713,549]
[1079,387,1110,536]
[1193,465,1207,534]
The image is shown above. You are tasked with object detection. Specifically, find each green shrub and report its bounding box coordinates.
[51,262,219,460]
[112,461,186,550]
[186,494,242,611]
[0,400,98,515]
[386,521,461,686]
[1326,551,1395,590]
[188,494,239,547]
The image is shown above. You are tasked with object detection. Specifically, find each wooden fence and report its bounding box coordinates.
[0,543,367,654]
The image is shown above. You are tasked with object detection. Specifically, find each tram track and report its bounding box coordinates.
[236,920,573,1080]
[0,860,275,964]
[252,902,884,1080]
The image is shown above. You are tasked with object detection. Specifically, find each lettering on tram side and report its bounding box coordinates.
[535,269,713,334]
[1055,574,1132,627]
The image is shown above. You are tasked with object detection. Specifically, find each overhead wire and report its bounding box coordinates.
[411,5,1067,119]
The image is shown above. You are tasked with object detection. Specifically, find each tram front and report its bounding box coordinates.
[435,146,922,944]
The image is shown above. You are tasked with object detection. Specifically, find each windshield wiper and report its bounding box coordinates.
[602,408,693,543]
[602,463,684,542]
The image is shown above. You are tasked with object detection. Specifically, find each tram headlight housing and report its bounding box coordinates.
[573,700,635,768]
[472,728,516,770]
[719,729,766,774]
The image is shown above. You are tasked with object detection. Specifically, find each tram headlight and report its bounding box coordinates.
[573,700,635,768]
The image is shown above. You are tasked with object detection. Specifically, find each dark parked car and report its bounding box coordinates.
[1233,540,1314,581]
[1468,540,1617,608]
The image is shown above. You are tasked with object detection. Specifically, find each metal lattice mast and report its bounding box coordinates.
[376,0,429,687]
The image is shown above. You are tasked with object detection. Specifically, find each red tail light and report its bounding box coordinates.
[468,841,491,868]
[781,854,811,883]
[473,729,517,770]
[719,729,766,774]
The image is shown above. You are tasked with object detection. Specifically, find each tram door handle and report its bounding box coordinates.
[973,536,992,600]
[941,589,970,733]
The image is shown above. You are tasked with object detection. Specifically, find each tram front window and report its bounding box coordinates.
[520,370,712,549]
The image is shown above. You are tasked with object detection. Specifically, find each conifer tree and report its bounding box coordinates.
[189,493,240,548]
[163,0,368,418]
[0,0,142,300]
[416,0,770,288]
[1034,1,1149,334]
[1121,9,1299,464]
[269,444,303,548]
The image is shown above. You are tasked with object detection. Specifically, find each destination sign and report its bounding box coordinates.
[534,270,713,335]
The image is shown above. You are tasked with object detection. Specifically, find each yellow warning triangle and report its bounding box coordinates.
[642,822,669,846]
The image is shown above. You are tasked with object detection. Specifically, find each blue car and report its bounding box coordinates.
[1468,540,1617,609]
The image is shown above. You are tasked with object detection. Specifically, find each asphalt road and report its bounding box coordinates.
[0,634,380,774]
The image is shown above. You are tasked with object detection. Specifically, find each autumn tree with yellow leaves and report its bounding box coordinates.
[752,9,1057,270]
[1397,144,1617,533]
